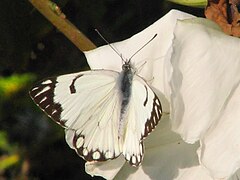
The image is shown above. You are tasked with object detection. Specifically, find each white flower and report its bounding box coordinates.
[171,17,240,179]
[83,10,240,180]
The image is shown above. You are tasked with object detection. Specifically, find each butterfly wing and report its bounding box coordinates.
[122,75,162,166]
[29,70,122,162]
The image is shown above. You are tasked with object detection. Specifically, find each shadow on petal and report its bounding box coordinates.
[115,116,201,180]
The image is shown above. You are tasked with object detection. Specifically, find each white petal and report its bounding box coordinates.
[176,166,213,180]
[230,169,240,180]
[85,156,125,180]
[170,18,240,143]
[114,115,211,180]
[198,83,240,179]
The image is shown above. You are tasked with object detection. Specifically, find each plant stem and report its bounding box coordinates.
[29,0,97,51]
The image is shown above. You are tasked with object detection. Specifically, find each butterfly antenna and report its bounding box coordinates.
[128,34,157,62]
[95,29,125,63]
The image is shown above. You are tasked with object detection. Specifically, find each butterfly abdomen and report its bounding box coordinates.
[118,64,134,139]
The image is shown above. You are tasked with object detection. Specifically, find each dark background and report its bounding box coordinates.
[0,0,204,179]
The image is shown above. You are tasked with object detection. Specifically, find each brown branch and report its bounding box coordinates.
[29,0,97,51]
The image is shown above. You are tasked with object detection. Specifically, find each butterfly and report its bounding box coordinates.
[29,34,162,166]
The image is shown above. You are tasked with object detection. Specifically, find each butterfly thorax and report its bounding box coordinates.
[120,63,133,104]
[118,62,133,139]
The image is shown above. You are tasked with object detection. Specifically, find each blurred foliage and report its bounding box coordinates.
[0,74,35,98]
[0,0,204,179]
[0,154,19,171]
[0,132,19,171]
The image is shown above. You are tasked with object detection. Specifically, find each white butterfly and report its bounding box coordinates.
[29,35,162,166]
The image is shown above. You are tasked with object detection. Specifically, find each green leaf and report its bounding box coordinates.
[168,0,207,8]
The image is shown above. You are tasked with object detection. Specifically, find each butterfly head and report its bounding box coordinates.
[122,60,131,70]
[122,59,138,74]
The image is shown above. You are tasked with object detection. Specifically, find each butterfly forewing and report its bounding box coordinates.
[30,77,64,125]
[30,70,123,162]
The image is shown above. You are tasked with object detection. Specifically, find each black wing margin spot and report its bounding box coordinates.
[72,132,120,162]
[127,142,144,167]
[142,93,162,138]
[29,78,65,126]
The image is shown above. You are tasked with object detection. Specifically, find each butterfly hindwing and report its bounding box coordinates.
[30,70,123,161]
[122,75,162,166]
